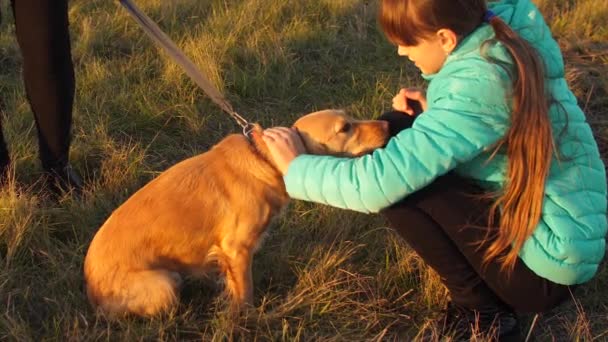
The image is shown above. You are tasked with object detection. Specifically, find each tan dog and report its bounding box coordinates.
[83,109,389,317]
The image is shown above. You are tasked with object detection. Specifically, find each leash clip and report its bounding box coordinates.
[242,122,255,138]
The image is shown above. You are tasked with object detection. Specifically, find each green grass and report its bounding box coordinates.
[1,0,607,340]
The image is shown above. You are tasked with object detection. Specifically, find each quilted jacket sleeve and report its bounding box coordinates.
[284,62,512,213]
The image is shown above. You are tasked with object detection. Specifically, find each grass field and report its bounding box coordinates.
[1,0,607,340]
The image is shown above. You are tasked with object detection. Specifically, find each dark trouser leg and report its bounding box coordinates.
[0,121,8,171]
[11,0,75,171]
[382,175,572,312]
[382,177,505,309]
[378,111,572,313]
[0,9,10,172]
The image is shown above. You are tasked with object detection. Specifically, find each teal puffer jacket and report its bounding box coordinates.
[284,0,607,285]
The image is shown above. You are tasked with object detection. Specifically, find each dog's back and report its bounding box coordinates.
[84,133,289,317]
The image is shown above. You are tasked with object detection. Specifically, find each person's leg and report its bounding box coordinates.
[382,179,507,309]
[382,175,566,340]
[0,8,10,181]
[11,0,82,194]
[380,112,499,305]
[401,176,572,313]
[0,122,9,183]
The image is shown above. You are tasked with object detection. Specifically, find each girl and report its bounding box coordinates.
[263,0,607,340]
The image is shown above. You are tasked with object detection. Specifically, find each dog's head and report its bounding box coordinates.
[292,109,389,157]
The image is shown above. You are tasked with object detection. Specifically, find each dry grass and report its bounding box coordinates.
[0,0,606,340]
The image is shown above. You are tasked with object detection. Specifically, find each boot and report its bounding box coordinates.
[45,163,83,197]
[439,301,521,341]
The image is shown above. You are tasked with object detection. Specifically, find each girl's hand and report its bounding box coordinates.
[262,127,306,175]
[392,88,428,116]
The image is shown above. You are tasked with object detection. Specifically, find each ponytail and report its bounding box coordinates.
[482,15,554,273]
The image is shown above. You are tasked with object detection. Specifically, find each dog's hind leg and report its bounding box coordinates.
[95,270,182,317]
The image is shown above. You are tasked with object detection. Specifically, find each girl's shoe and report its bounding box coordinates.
[439,301,521,341]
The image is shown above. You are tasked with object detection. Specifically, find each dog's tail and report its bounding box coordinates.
[87,269,182,318]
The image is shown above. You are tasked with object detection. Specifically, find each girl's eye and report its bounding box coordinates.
[339,123,352,133]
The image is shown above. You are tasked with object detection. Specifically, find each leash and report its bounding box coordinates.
[118,0,253,136]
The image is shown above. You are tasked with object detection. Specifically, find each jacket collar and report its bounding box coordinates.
[421,24,495,81]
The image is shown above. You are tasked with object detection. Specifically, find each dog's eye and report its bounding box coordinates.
[338,122,352,133]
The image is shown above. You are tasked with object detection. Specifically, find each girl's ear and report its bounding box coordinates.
[436,28,458,55]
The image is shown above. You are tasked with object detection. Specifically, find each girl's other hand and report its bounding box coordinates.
[262,127,306,175]
[392,88,428,116]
